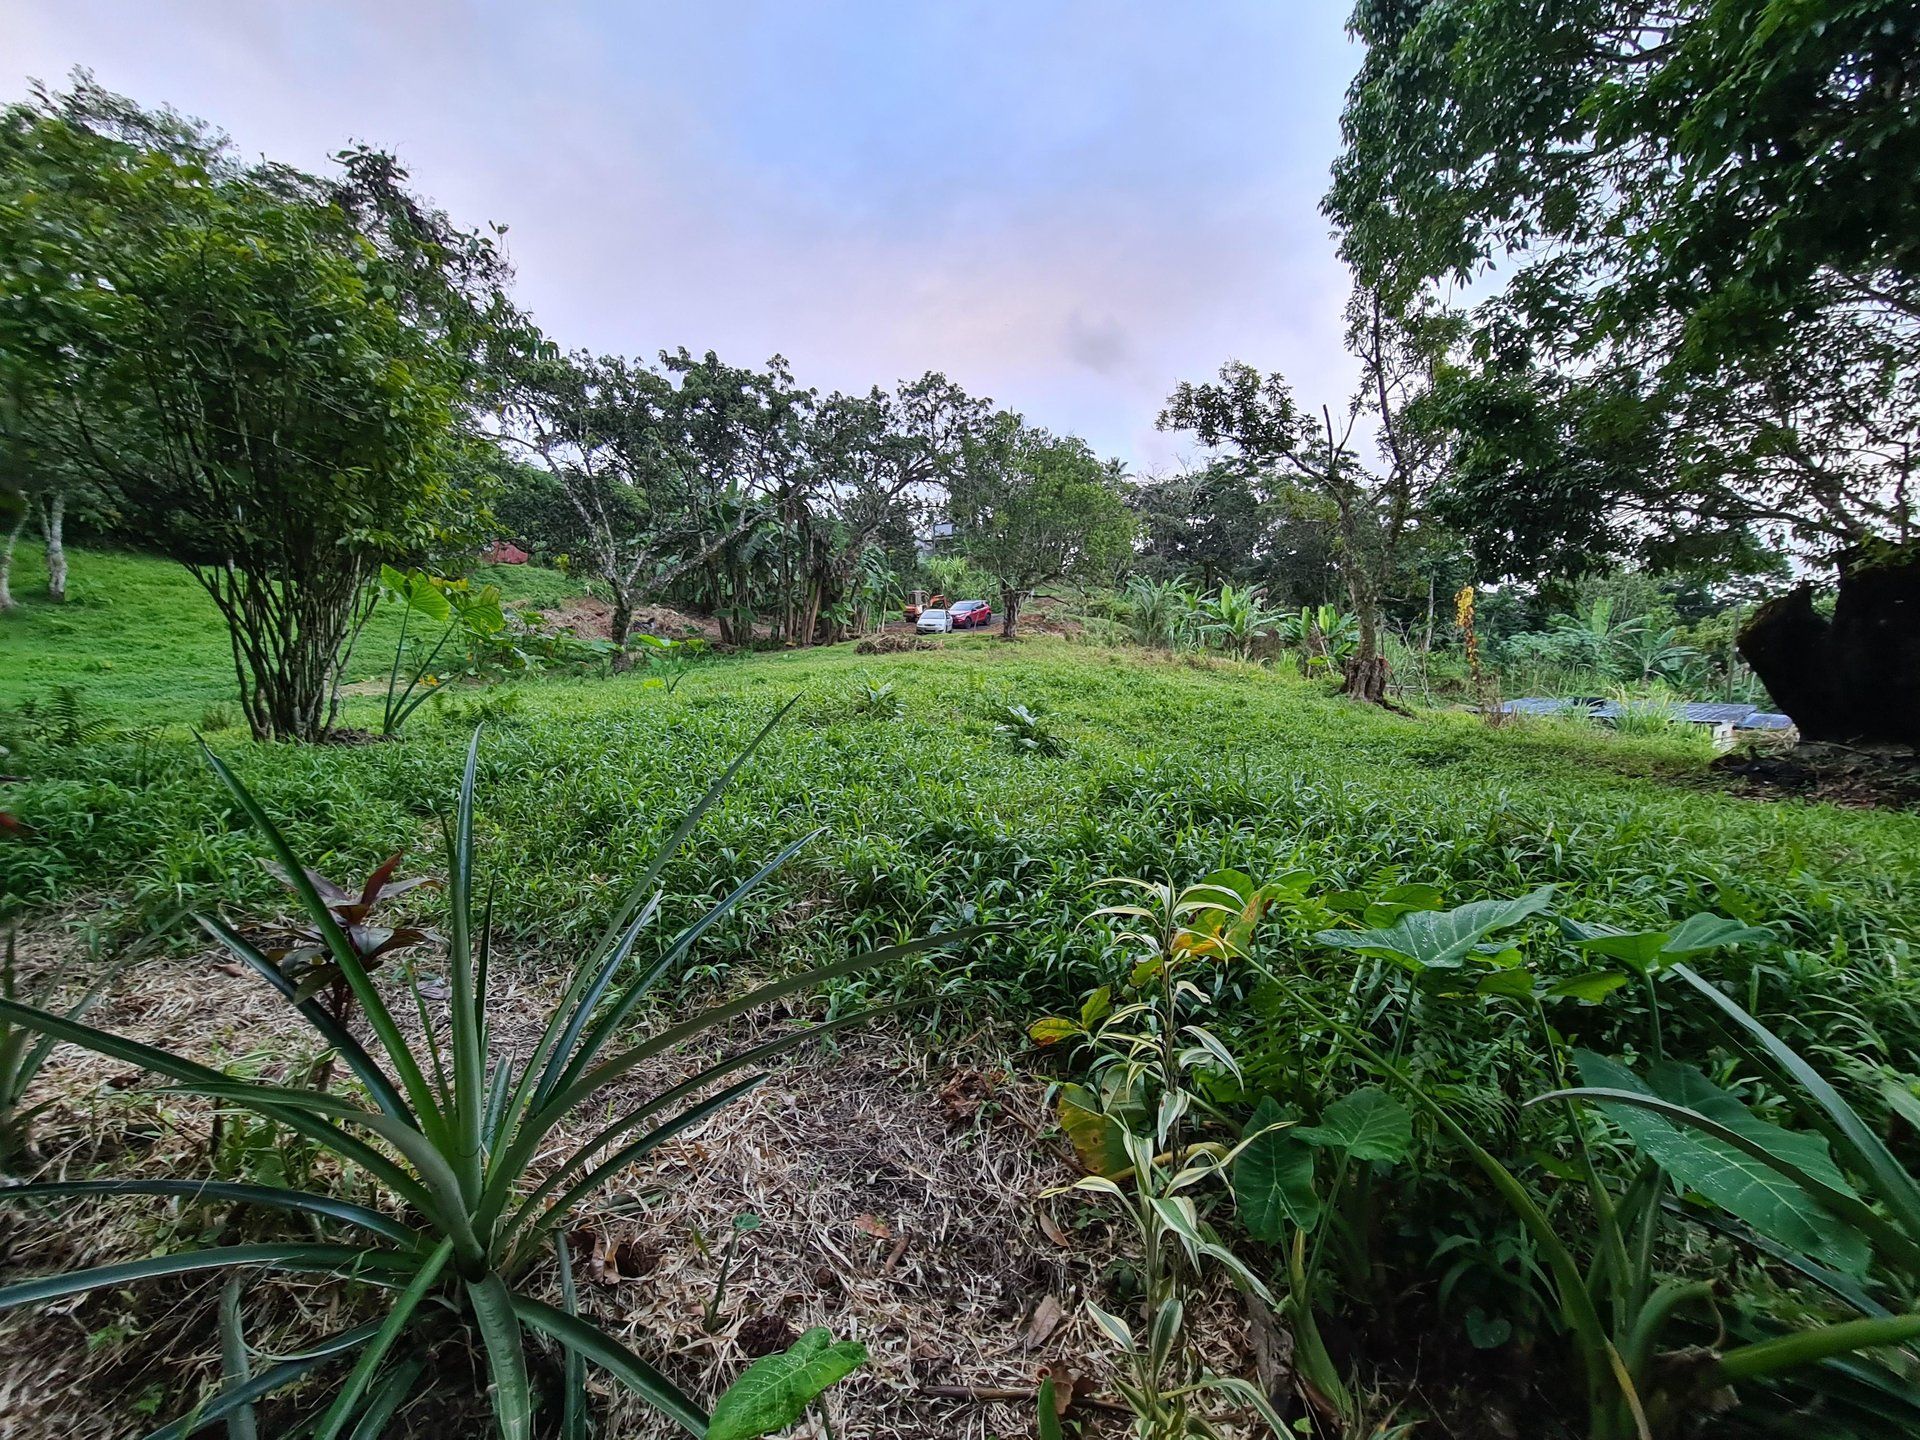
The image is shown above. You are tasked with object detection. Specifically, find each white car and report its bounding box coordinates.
[915,607,952,634]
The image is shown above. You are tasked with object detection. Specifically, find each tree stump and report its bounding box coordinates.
[1738,544,1920,747]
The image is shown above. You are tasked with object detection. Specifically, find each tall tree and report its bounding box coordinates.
[505,350,801,647]
[949,416,1133,638]
[1161,288,1448,702]
[1329,0,1920,734]
[799,373,987,644]
[1128,462,1271,592]
[0,77,519,738]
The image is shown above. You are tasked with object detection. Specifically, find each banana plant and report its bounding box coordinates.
[0,705,988,1438]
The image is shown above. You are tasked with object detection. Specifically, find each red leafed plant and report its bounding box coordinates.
[262,854,436,1088]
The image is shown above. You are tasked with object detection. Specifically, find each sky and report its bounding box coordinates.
[4,1,1364,472]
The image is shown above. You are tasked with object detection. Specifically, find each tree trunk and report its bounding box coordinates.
[1738,544,1920,747]
[198,558,365,742]
[608,591,633,647]
[38,490,67,603]
[1340,578,1391,704]
[0,503,24,612]
[1001,587,1022,639]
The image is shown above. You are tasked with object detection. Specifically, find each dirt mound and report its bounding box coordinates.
[532,594,722,645]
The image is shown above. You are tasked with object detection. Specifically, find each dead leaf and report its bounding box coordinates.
[1035,1363,1088,1415]
[853,1213,892,1240]
[1035,1206,1071,1248]
[1023,1294,1066,1350]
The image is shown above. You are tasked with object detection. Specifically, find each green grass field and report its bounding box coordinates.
[0,540,588,719]
[6,545,1915,1020]
[9,545,1920,1438]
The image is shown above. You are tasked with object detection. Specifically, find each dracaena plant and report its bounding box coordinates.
[0,705,977,1439]
[259,851,435,1091]
[1032,873,1288,1439]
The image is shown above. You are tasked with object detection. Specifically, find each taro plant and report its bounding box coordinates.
[1542,962,1920,1435]
[1294,889,1920,1439]
[630,633,703,694]
[0,707,980,1437]
[1032,874,1287,1438]
[706,1326,869,1440]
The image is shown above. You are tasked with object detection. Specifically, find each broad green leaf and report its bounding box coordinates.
[1296,1087,1414,1163]
[1079,985,1112,1028]
[1573,1052,1869,1273]
[1545,971,1628,1003]
[1561,912,1774,975]
[1029,1016,1080,1046]
[1312,886,1553,971]
[1362,883,1446,926]
[1474,969,1535,998]
[1058,1083,1129,1176]
[706,1328,866,1440]
[1232,1098,1320,1241]
[1661,913,1776,955]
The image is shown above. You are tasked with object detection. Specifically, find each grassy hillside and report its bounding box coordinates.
[6,547,1914,1020]
[0,541,591,720]
[8,546,1920,1438]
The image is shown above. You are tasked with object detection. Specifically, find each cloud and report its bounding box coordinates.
[2,0,1364,467]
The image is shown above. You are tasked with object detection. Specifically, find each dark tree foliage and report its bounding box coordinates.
[1331,0,1919,572]
[0,77,523,738]
[1129,463,1273,592]
[1161,289,1452,702]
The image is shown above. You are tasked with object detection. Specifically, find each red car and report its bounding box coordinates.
[948,599,993,629]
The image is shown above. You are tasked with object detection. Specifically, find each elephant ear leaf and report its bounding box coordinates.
[1296,1087,1414,1163]
[706,1328,867,1440]
[1233,1097,1320,1242]
[1571,1051,1870,1274]
[1312,887,1553,971]
[1560,912,1772,975]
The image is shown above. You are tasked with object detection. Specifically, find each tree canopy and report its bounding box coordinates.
[949,416,1134,637]
[0,77,524,737]
[1330,0,1920,575]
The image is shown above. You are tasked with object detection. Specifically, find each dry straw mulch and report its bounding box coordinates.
[0,929,1272,1439]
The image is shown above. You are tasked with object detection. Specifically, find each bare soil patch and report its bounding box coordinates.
[1709,740,1920,810]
